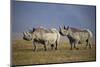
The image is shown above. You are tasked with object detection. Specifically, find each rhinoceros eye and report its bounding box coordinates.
[28,34,31,37]
[28,35,30,37]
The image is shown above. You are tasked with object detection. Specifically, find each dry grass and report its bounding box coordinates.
[12,40,96,66]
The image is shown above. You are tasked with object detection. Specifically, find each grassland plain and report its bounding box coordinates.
[12,39,96,66]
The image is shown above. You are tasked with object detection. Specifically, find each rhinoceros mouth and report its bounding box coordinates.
[23,37,32,41]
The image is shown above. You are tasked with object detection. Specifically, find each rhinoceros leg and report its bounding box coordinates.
[85,38,92,49]
[44,41,48,51]
[33,41,36,51]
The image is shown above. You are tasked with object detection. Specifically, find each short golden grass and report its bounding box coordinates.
[12,40,96,65]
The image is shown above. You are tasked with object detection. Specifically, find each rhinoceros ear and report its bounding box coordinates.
[64,25,69,30]
[67,26,69,30]
[59,25,62,29]
[64,25,67,29]
[33,27,35,32]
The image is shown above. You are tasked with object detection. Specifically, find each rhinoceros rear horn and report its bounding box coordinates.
[29,29,32,33]
[23,32,27,36]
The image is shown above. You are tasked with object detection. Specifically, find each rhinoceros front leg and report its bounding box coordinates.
[32,41,36,51]
[74,41,79,50]
[44,41,48,51]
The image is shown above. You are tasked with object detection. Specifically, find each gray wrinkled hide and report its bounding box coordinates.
[23,27,60,51]
[59,26,92,50]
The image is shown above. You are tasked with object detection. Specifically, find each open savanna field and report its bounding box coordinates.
[12,39,96,66]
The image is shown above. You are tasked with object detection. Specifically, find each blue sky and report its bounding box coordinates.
[12,1,96,38]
